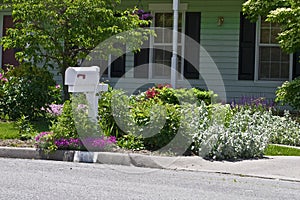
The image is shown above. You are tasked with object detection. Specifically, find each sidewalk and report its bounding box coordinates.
[0,146,299,182]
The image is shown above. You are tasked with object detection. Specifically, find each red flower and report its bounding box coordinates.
[146,87,159,99]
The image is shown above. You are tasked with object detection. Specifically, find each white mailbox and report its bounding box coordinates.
[65,66,100,92]
[65,66,108,122]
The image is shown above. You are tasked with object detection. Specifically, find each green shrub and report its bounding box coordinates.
[99,88,209,152]
[143,84,216,105]
[140,102,181,151]
[50,100,77,140]
[192,103,300,160]
[269,111,300,146]
[98,88,148,150]
[97,87,299,157]
[15,115,37,140]
[0,64,62,120]
[117,134,145,151]
[276,78,300,111]
[192,106,273,160]
[98,88,132,138]
[43,97,97,151]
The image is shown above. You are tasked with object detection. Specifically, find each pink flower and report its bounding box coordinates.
[1,77,8,82]
[46,104,63,116]
[55,84,61,89]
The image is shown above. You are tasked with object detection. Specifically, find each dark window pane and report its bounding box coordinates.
[261,29,270,43]
[271,28,280,43]
[260,47,271,61]
[270,63,280,78]
[259,62,270,79]
[281,63,289,78]
[271,48,281,62]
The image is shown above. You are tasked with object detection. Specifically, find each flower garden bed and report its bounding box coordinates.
[1,68,300,161]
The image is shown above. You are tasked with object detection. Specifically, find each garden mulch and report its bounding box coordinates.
[0,139,35,148]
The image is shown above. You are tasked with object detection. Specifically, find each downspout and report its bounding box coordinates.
[171,0,179,88]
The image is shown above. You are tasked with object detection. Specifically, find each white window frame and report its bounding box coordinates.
[254,16,293,82]
[148,4,187,80]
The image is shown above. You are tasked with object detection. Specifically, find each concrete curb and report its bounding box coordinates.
[0,147,40,160]
[0,147,75,161]
[1,147,300,182]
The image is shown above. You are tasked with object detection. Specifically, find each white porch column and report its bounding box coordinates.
[171,0,179,88]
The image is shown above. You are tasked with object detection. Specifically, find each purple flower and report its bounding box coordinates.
[54,138,83,150]
[46,104,63,116]
[135,9,153,20]
[52,136,116,151]
[141,13,153,20]
[35,132,53,142]
[81,136,117,151]
[137,9,144,15]
[231,96,275,110]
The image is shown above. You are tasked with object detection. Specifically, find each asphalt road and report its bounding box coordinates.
[0,158,299,200]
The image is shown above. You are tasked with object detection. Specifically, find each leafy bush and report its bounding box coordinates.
[269,111,300,146]
[37,100,78,152]
[142,84,216,105]
[0,64,62,120]
[99,87,209,152]
[276,78,300,111]
[35,132,54,151]
[50,100,77,140]
[98,88,130,138]
[116,134,144,151]
[33,85,300,159]
[15,115,37,140]
[140,102,181,151]
[37,96,116,152]
[99,87,211,152]
[98,88,148,150]
[192,106,273,160]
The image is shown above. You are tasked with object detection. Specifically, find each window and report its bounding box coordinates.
[100,54,126,78]
[151,12,183,79]
[133,5,200,80]
[257,17,291,81]
[239,13,299,81]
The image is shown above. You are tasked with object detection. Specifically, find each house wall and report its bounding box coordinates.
[111,0,283,102]
[0,1,284,102]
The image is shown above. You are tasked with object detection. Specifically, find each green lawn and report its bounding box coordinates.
[264,144,300,156]
[0,121,20,139]
[0,120,50,140]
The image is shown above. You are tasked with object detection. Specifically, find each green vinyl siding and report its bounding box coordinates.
[110,0,284,102]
